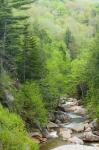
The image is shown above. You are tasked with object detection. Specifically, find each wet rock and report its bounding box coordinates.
[60,105,85,115]
[68,136,84,145]
[85,127,92,132]
[51,145,99,150]
[29,132,47,143]
[42,128,51,138]
[59,128,72,140]
[93,131,99,136]
[74,106,85,115]
[47,122,59,129]
[66,122,91,132]
[41,127,58,139]
[54,111,69,123]
[84,123,89,130]
[62,101,78,107]
[29,132,42,138]
[55,119,61,125]
[89,119,99,130]
[81,131,99,142]
[49,113,56,122]
[68,98,78,103]
[66,123,85,132]
[91,143,99,147]
[84,123,92,132]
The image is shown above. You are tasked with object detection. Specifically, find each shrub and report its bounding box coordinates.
[0,105,39,150]
[14,82,48,125]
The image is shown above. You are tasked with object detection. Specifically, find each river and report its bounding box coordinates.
[40,98,99,150]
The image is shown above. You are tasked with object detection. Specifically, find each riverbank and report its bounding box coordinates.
[39,97,99,150]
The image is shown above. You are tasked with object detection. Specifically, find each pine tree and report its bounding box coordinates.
[0,0,37,80]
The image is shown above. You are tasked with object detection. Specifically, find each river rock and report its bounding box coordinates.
[89,119,99,130]
[29,132,42,138]
[84,123,92,132]
[29,132,47,143]
[74,107,85,115]
[85,127,92,132]
[55,119,61,124]
[91,143,99,147]
[69,122,91,132]
[47,122,59,129]
[59,128,72,140]
[66,123,85,132]
[68,98,78,102]
[62,101,78,107]
[84,123,89,130]
[68,136,84,145]
[81,131,99,142]
[49,113,56,122]
[54,111,69,123]
[61,105,85,115]
[93,131,99,136]
[42,128,51,138]
[51,145,99,150]
[60,96,67,101]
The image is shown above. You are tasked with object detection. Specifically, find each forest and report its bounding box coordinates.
[0,0,99,150]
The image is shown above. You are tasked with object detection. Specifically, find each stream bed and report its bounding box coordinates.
[40,99,99,150]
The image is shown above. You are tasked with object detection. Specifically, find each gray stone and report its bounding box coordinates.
[81,131,99,142]
[51,145,99,150]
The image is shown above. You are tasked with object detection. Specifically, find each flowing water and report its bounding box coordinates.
[40,101,99,150]
[40,113,85,150]
[40,138,67,150]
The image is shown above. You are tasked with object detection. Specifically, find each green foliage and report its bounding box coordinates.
[0,1,99,148]
[0,105,39,150]
[14,82,48,125]
[84,33,99,119]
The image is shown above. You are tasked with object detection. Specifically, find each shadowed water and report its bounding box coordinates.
[40,138,67,150]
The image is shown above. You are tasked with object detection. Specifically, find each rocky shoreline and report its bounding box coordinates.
[29,97,99,149]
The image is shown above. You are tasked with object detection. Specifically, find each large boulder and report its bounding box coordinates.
[74,107,85,115]
[66,122,91,133]
[81,131,99,142]
[54,111,69,123]
[66,123,85,132]
[68,136,84,145]
[60,105,85,115]
[51,145,99,150]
